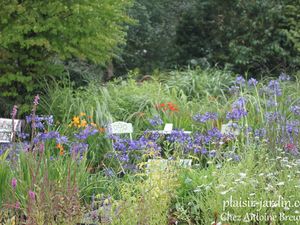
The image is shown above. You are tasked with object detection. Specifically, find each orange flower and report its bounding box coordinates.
[80,119,87,127]
[99,127,105,133]
[90,122,97,127]
[56,144,64,156]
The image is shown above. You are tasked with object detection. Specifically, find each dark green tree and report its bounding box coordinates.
[0,0,132,115]
[114,0,189,75]
[175,0,300,75]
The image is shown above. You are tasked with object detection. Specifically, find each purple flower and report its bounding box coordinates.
[56,136,68,144]
[279,72,290,81]
[265,112,283,123]
[267,80,282,96]
[207,127,223,140]
[235,76,246,86]
[290,106,300,115]
[200,148,208,154]
[33,95,40,106]
[70,142,89,158]
[148,116,163,127]
[26,115,53,130]
[74,126,98,140]
[11,105,18,119]
[193,112,218,123]
[248,78,258,87]
[28,190,35,201]
[17,132,29,140]
[166,130,191,143]
[209,150,216,158]
[11,178,17,189]
[254,128,266,139]
[226,108,247,120]
[232,97,247,109]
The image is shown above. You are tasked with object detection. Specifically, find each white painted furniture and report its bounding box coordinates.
[0,118,23,143]
[108,121,133,140]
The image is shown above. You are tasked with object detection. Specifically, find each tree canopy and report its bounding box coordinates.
[0,0,132,115]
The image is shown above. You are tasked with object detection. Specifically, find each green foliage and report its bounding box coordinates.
[112,0,300,76]
[284,1,300,53]
[176,0,300,75]
[174,146,300,224]
[114,0,187,74]
[0,0,132,116]
[0,149,11,207]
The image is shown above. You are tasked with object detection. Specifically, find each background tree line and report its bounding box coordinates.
[0,0,299,115]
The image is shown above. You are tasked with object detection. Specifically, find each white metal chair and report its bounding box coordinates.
[0,118,23,143]
[108,121,133,140]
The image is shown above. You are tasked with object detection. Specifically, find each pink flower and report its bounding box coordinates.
[28,190,35,201]
[33,94,40,106]
[15,201,20,209]
[11,178,17,189]
[11,105,18,119]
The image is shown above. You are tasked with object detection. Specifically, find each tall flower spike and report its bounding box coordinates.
[11,178,17,189]
[11,105,18,119]
[33,94,40,106]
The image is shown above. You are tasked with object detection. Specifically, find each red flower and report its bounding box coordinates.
[285,143,296,151]
[156,102,179,112]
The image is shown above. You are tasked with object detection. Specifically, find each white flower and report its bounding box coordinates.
[239,173,247,178]
[276,182,285,186]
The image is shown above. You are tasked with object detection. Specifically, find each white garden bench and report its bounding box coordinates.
[0,118,23,143]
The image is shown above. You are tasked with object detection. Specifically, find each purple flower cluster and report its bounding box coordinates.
[167,130,192,144]
[248,78,258,87]
[74,126,98,140]
[290,105,300,115]
[267,80,282,96]
[265,112,283,123]
[193,112,218,123]
[34,131,68,144]
[226,108,247,121]
[26,115,54,130]
[70,142,89,159]
[279,73,290,81]
[148,115,163,127]
[235,76,246,86]
[226,97,247,120]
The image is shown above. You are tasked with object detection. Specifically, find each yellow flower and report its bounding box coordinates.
[72,116,80,125]
[90,122,97,127]
[79,112,86,117]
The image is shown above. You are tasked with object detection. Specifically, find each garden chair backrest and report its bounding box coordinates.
[163,123,173,132]
[0,118,23,143]
[108,121,133,140]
